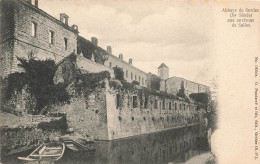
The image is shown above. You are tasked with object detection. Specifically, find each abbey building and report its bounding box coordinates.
[0,0,209,97]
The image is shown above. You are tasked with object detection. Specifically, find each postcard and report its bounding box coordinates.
[0,0,259,164]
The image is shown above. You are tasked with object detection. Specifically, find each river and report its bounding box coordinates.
[2,125,211,164]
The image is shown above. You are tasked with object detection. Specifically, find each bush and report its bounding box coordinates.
[131,80,140,86]
[189,93,209,104]
[74,71,110,98]
[177,92,190,102]
[109,79,122,89]
[113,67,125,81]
[1,57,71,115]
[37,116,68,133]
[1,72,27,101]
[149,74,160,91]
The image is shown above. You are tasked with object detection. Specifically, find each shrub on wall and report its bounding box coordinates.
[109,79,123,89]
[131,80,140,86]
[149,74,160,91]
[93,50,109,65]
[108,78,188,103]
[1,57,70,115]
[1,72,27,101]
[113,67,125,81]
[37,116,68,133]
[177,81,190,102]
[189,93,209,104]
[77,37,109,65]
[177,92,190,103]
[74,71,110,98]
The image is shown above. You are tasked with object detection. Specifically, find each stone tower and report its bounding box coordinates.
[158,63,169,80]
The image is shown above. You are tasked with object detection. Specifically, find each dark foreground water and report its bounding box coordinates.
[3,125,210,164]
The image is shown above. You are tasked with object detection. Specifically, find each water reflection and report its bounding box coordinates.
[3,125,208,164]
[62,125,205,164]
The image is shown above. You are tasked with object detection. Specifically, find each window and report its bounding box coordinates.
[175,103,177,110]
[135,75,137,80]
[131,73,133,80]
[162,100,165,109]
[144,97,148,109]
[109,62,112,68]
[116,94,120,109]
[154,100,158,109]
[62,17,67,24]
[64,38,68,50]
[49,30,54,44]
[169,102,172,110]
[31,22,37,37]
[159,102,162,110]
[140,95,143,108]
[127,95,130,107]
[142,78,144,85]
[126,70,128,78]
[133,96,137,108]
[139,76,141,82]
[184,104,186,110]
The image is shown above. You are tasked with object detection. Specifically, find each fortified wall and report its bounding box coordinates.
[0,115,67,156]
[106,80,199,140]
[49,74,203,140]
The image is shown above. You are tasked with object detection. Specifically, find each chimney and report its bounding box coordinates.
[129,58,132,65]
[29,0,38,7]
[107,46,112,54]
[71,25,79,33]
[91,37,98,46]
[119,53,123,60]
[35,0,38,7]
[60,13,69,25]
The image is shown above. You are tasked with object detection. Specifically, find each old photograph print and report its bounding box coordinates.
[1,0,259,164]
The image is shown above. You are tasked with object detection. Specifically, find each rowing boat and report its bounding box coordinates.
[18,142,65,162]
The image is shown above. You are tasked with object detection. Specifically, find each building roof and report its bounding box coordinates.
[167,76,210,88]
[77,36,148,75]
[20,0,78,34]
[158,63,168,69]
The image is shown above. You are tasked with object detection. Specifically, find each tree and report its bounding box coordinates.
[148,74,160,91]
[189,93,209,104]
[113,67,125,81]
[177,80,187,99]
[93,50,109,65]
[15,57,69,114]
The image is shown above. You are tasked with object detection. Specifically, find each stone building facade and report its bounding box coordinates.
[1,0,209,94]
[0,0,78,77]
[160,76,210,96]
[77,36,148,87]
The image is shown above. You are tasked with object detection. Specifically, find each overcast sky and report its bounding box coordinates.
[40,0,217,86]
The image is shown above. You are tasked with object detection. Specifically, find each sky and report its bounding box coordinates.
[40,0,217,87]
